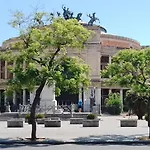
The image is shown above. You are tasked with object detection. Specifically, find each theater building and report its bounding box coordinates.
[0,23,141,112]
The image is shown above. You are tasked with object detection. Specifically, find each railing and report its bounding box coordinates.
[8,103,129,114]
[19,104,31,112]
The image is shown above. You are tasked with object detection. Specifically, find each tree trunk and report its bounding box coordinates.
[30,80,46,141]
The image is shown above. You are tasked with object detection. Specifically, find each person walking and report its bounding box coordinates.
[78,99,83,112]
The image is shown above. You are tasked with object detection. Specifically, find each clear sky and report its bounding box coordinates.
[0,0,150,46]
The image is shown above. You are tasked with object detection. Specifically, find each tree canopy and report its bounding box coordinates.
[101,48,150,95]
[0,10,92,140]
[1,12,91,96]
[53,56,90,95]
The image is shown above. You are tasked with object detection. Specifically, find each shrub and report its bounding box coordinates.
[87,114,97,119]
[36,114,45,119]
[25,114,30,119]
[25,114,32,124]
[106,93,122,115]
[25,113,45,119]
[25,113,44,124]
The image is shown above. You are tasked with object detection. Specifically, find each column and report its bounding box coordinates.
[53,83,56,101]
[23,90,26,105]
[83,90,87,112]
[109,89,112,94]
[30,90,36,104]
[5,61,7,79]
[13,92,16,104]
[109,56,112,64]
[120,89,123,112]
[95,87,102,114]
[95,87,98,105]
[83,88,91,112]
[78,88,82,101]
[52,84,57,112]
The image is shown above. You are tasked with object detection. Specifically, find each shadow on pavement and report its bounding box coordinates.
[0,144,51,149]
[0,138,60,149]
[0,134,149,148]
[73,134,147,142]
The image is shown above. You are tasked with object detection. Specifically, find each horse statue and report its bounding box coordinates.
[62,5,82,21]
[87,12,100,26]
[57,12,61,17]
[62,5,73,20]
[76,13,82,21]
[70,12,74,19]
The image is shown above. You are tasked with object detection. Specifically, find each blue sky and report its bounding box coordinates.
[0,0,150,46]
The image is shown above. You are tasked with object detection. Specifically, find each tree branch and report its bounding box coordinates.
[32,58,41,64]
[21,32,31,48]
[48,47,61,69]
[31,58,46,66]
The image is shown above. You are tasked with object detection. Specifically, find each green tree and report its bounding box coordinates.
[101,48,150,138]
[1,11,91,141]
[105,93,122,115]
[125,92,148,119]
[53,56,90,95]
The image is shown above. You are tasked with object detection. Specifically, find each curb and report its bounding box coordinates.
[1,140,150,145]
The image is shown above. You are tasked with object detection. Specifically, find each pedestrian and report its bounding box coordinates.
[78,99,83,112]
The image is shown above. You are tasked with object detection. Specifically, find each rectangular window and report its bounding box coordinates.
[7,62,13,79]
[1,61,5,79]
[100,56,109,78]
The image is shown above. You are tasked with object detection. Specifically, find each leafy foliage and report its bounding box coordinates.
[35,114,45,119]
[106,93,122,115]
[1,10,92,140]
[101,48,150,119]
[25,114,30,119]
[25,113,45,119]
[125,91,148,119]
[1,12,91,96]
[87,113,97,119]
[101,48,150,95]
[106,93,121,106]
[53,57,90,95]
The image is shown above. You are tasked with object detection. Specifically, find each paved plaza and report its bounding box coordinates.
[0,116,148,142]
[1,145,150,150]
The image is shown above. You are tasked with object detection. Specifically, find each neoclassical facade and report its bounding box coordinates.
[0,24,141,112]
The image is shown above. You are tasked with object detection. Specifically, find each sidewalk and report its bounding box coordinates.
[0,116,149,145]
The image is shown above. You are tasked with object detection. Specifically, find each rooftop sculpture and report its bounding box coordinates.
[60,5,99,25]
[87,12,100,26]
[62,5,82,21]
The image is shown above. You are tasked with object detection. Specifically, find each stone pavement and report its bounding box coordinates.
[0,115,148,144]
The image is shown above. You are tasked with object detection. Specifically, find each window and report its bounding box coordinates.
[101,56,109,78]
[7,62,13,79]
[100,56,109,71]
[1,61,5,79]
